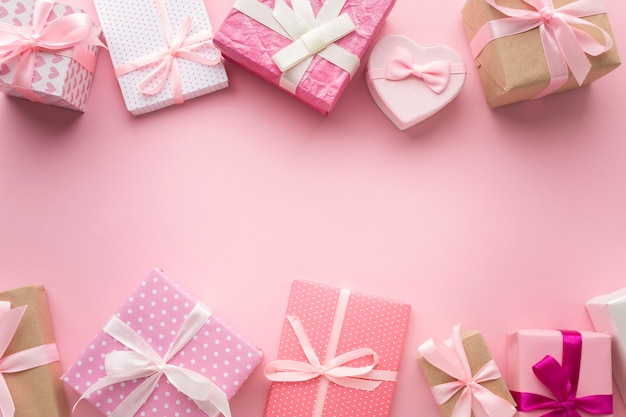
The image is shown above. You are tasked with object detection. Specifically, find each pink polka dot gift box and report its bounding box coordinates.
[92,0,228,115]
[263,280,410,417]
[62,268,263,417]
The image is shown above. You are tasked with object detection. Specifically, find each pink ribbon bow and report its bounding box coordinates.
[0,0,103,102]
[0,301,60,417]
[418,324,517,417]
[385,48,452,94]
[114,0,221,104]
[471,0,614,98]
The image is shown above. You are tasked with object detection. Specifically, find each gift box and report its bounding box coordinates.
[508,329,613,417]
[0,0,103,111]
[587,287,626,405]
[93,0,228,115]
[213,0,395,115]
[62,268,263,417]
[417,325,516,417]
[0,285,68,417]
[460,0,621,107]
[263,280,410,417]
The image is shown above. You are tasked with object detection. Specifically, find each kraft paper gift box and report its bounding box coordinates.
[263,280,410,417]
[0,286,68,417]
[587,288,626,405]
[417,325,516,417]
[213,0,395,115]
[508,329,613,417]
[62,268,263,417]
[460,0,621,107]
[0,0,104,111]
[93,0,228,115]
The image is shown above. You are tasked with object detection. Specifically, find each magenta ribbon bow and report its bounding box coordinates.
[114,0,221,104]
[0,0,103,102]
[511,330,613,417]
[0,301,60,417]
[418,324,517,417]
[471,0,614,99]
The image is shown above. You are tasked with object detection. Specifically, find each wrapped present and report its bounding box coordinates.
[0,0,104,111]
[93,0,228,115]
[417,324,516,417]
[587,288,626,405]
[460,0,621,107]
[0,286,68,417]
[508,329,613,417]
[213,0,395,115]
[263,280,410,417]
[62,268,263,417]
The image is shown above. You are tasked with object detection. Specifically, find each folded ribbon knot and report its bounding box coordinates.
[74,303,231,417]
[0,301,60,417]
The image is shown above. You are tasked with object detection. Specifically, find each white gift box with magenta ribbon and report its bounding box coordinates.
[93,0,228,115]
[263,280,410,417]
[62,268,263,417]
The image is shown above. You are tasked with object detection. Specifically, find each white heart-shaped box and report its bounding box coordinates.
[366,35,467,130]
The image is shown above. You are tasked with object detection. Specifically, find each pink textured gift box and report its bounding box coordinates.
[93,0,228,115]
[0,0,103,111]
[507,329,613,417]
[213,0,395,115]
[62,268,263,417]
[263,280,410,417]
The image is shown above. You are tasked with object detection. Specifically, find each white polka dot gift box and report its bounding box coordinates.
[263,280,410,417]
[62,268,263,417]
[0,0,104,111]
[92,0,228,115]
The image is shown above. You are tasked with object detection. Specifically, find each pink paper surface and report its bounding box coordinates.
[62,268,263,417]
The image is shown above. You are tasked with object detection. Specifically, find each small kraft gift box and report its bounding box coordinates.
[461,0,621,107]
[63,268,263,417]
[213,0,396,115]
[263,280,410,417]
[0,0,104,111]
[0,285,68,417]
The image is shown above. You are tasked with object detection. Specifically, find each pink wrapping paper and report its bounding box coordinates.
[507,329,613,417]
[213,0,395,115]
[62,268,263,417]
[263,280,410,417]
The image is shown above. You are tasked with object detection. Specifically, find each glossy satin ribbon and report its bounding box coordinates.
[233,0,360,94]
[470,0,613,98]
[0,0,102,102]
[265,289,397,417]
[74,303,231,417]
[368,47,466,94]
[511,330,613,417]
[114,0,221,104]
[0,301,59,417]
[418,324,516,417]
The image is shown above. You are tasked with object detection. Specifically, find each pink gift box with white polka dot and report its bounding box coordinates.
[61,268,263,417]
[263,280,410,417]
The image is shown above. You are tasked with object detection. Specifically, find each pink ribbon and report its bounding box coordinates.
[265,289,397,417]
[114,0,221,104]
[0,0,103,102]
[74,303,231,417]
[418,324,517,417]
[0,301,60,417]
[470,0,614,98]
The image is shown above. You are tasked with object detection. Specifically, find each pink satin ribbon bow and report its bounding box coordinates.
[418,324,517,417]
[0,0,103,102]
[114,0,221,104]
[0,301,60,417]
[471,0,614,98]
[74,303,231,417]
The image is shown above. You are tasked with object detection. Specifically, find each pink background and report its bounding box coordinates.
[1,0,625,416]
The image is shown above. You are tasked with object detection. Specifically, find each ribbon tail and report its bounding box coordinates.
[472,385,517,417]
[449,387,472,417]
[0,343,58,372]
[0,375,15,417]
[109,373,162,417]
[195,383,232,417]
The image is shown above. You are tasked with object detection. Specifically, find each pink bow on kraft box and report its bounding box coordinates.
[263,280,410,417]
[461,0,620,107]
[0,0,104,111]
